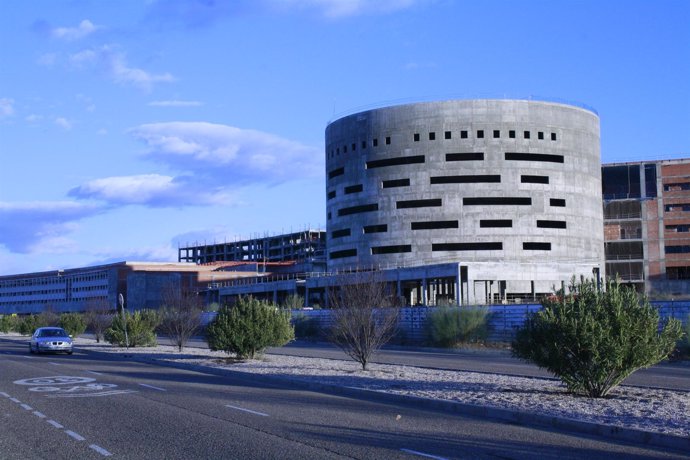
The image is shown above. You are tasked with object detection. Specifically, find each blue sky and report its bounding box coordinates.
[1,0,688,276]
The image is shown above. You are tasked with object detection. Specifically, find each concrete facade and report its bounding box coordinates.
[325,100,605,301]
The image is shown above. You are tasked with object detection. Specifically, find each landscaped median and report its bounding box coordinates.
[4,333,689,452]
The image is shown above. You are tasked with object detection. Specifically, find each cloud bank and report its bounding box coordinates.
[52,19,99,41]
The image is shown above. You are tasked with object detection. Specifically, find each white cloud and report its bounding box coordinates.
[268,0,419,17]
[25,114,43,123]
[0,98,14,117]
[55,117,72,130]
[129,122,322,183]
[148,100,203,107]
[52,19,99,41]
[0,201,104,254]
[69,45,175,91]
[68,174,236,207]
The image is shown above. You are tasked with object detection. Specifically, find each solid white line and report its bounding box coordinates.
[47,420,64,429]
[65,430,85,441]
[139,383,166,392]
[89,444,113,457]
[86,370,104,376]
[33,411,47,418]
[400,448,449,460]
[225,404,269,417]
[48,362,61,366]
[20,403,32,411]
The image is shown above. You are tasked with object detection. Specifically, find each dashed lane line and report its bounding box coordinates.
[90,444,113,457]
[225,404,269,417]
[85,370,104,376]
[139,383,166,392]
[65,430,86,441]
[47,419,64,429]
[33,411,46,418]
[400,448,448,460]
[20,403,33,411]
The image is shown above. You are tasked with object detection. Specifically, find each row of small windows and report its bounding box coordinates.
[329,241,552,259]
[665,203,690,212]
[331,219,566,238]
[328,151,565,179]
[664,182,690,192]
[330,198,566,219]
[0,272,107,289]
[329,129,558,157]
[666,245,690,254]
[329,174,549,198]
[665,224,690,233]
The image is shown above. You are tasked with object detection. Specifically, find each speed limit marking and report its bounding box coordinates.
[14,376,96,386]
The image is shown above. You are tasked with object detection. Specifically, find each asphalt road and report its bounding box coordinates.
[1,339,688,459]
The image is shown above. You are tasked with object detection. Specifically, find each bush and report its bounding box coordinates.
[281,294,305,310]
[18,315,42,335]
[206,296,294,359]
[0,315,19,333]
[675,314,690,359]
[105,310,160,347]
[59,313,86,337]
[425,307,490,347]
[512,278,683,398]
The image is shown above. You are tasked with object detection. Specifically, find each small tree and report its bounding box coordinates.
[18,314,42,335]
[512,278,682,397]
[328,272,399,370]
[425,306,490,347]
[37,304,59,327]
[206,296,293,359]
[281,294,305,310]
[0,315,19,333]
[158,283,204,352]
[105,310,160,347]
[84,299,113,343]
[59,313,86,337]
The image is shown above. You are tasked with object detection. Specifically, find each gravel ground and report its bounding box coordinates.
[61,337,690,438]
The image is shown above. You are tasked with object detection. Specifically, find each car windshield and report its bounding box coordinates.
[39,329,68,338]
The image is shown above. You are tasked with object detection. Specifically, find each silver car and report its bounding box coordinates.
[29,327,73,355]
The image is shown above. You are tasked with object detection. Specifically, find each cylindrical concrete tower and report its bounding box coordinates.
[325,99,604,298]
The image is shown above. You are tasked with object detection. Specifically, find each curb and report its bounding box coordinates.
[78,346,690,454]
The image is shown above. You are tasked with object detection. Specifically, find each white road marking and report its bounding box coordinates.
[33,411,46,418]
[225,404,269,417]
[139,383,166,392]
[65,430,86,441]
[48,362,61,366]
[90,444,113,457]
[9,397,20,403]
[20,403,32,411]
[0,392,9,397]
[47,419,64,429]
[86,370,104,376]
[400,448,449,460]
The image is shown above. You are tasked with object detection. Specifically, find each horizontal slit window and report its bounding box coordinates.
[666,245,690,254]
[524,242,551,250]
[328,167,344,179]
[371,244,412,255]
[550,198,566,207]
[480,220,512,228]
[366,155,425,169]
[331,229,351,238]
[537,220,567,229]
[344,184,363,194]
[432,242,502,251]
[329,249,357,259]
[411,220,459,230]
[446,152,484,162]
[338,203,378,216]
[327,190,336,200]
[521,175,549,184]
[397,199,442,209]
[431,175,500,184]
[382,178,410,188]
[464,197,531,206]
[363,224,387,234]
[505,152,564,163]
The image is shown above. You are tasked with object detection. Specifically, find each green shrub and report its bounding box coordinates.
[206,296,294,359]
[18,315,42,335]
[105,310,160,347]
[512,278,682,398]
[59,313,87,337]
[0,315,19,333]
[425,307,490,347]
[292,313,321,340]
[281,294,305,310]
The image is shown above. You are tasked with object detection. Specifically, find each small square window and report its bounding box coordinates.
[538,131,544,140]
[524,131,531,139]
[373,138,378,147]
[477,130,484,138]
[551,132,557,141]
[343,145,347,153]
[361,141,367,149]
[445,131,451,139]
[352,143,356,151]
[413,133,420,142]
[493,130,500,139]
[337,147,340,154]
[460,130,468,139]
[429,132,436,141]
[385,136,391,145]
[509,130,515,138]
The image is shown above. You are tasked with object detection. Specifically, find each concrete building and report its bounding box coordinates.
[325,99,605,302]
[0,262,252,315]
[602,158,690,298]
